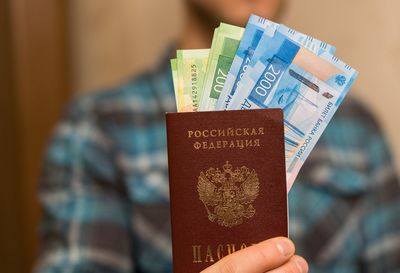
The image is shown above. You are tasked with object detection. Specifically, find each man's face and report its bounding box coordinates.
[188,0,284,26]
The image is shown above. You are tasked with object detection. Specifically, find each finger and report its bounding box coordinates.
[267,255,309,273]
[201,237,295,273]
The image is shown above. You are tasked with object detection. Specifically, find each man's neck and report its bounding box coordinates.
[178,4,216,49]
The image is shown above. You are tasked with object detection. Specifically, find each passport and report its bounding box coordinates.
[166,109,287,272]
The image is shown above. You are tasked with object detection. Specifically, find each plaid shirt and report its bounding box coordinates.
[35,55,400,273]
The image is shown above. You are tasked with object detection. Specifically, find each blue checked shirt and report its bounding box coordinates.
[35,55,400,273]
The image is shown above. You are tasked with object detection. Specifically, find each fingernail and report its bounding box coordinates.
[276,238,294,256]
[295,256,308,273]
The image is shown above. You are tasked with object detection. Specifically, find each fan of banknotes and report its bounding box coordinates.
[170,14,358,190]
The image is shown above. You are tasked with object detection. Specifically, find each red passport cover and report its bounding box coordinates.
[166,109,287,272]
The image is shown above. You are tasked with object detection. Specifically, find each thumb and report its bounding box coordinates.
[201,237,295,273]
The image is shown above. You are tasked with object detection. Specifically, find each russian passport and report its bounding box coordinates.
[166,109,287,272]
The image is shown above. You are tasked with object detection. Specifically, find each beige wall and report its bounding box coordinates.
[70,0,400,170]
[69,0,183,92]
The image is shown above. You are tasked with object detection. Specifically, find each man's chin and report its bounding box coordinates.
[219,11,252,26]
[186,0,283,28]
[219,8,278,26]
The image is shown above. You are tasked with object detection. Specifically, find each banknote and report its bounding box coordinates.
[227,32,358,189]
[215,15,277,111]
[218,17,337,111]
[199,23,244,111]
[176,49,210,112]
[170,58,179,110]
[278,25,336,56]
[228,33,356,111]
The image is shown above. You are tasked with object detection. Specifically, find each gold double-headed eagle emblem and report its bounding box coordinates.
[197,161,260,228]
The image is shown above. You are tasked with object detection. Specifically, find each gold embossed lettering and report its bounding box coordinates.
[192,245,202,263]
[217,244,224,260]
[205,245,215,263]
[245,139,253,147]
[236,140,244,149]
[194,142,201,150]
[209,142,216,149]
[226,244,236,255]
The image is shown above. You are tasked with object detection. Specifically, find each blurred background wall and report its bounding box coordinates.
[1,0,69,272]
[70,0,400,171]
[69,0,183,92]
[2,0,399,272]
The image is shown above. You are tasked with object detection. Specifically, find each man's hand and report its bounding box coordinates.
[201,237,308,273]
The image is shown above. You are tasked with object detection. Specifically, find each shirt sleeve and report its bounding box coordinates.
[34,97,135,273]
[359,117,400,273]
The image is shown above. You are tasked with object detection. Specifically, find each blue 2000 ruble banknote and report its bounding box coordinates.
[228,32,358,190]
